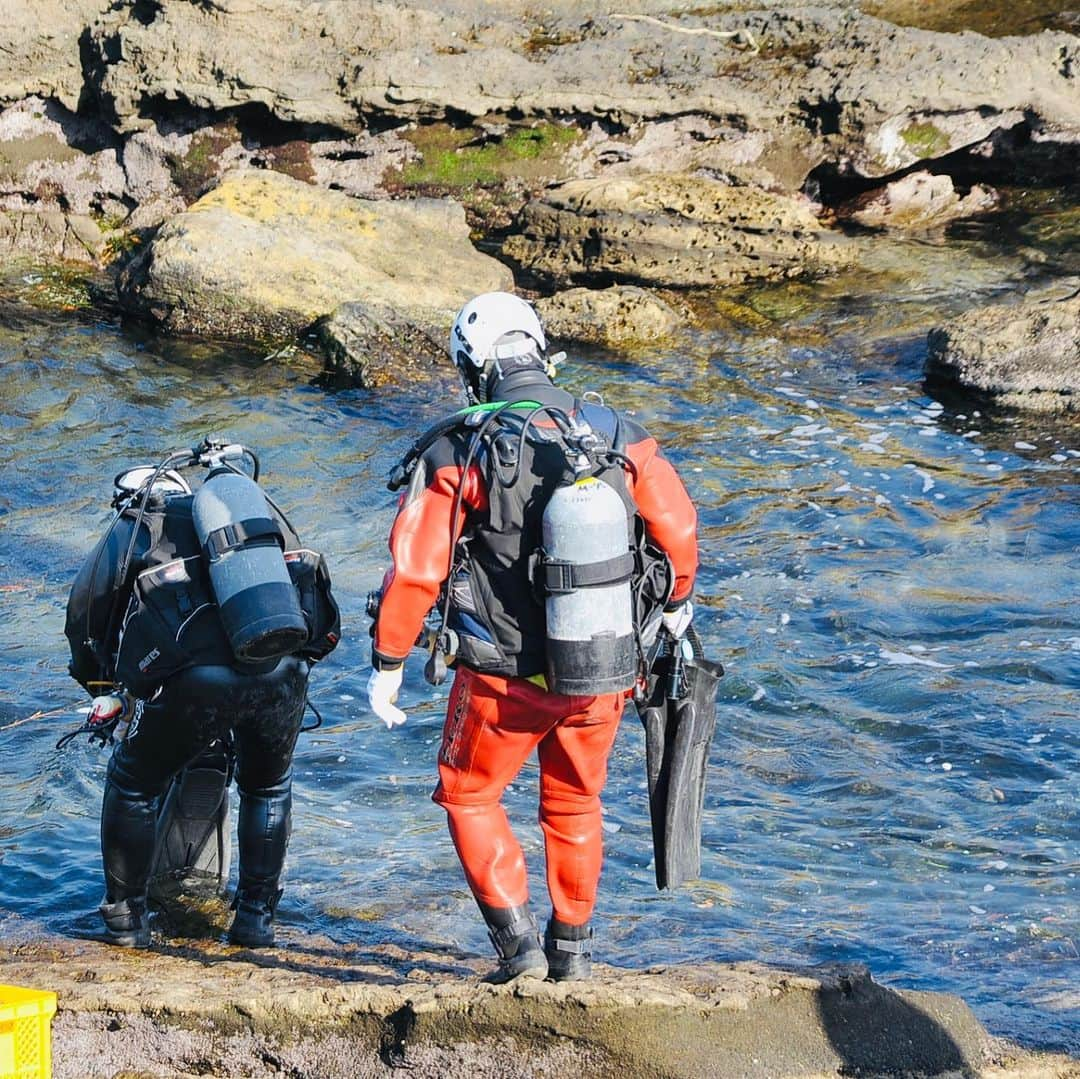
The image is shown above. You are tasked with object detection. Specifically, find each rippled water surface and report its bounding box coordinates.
[1,220,1078,1053]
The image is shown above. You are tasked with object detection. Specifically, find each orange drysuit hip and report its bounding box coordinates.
[432,666,624,925]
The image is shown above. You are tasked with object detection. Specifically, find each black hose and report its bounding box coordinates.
[300,697,323,733]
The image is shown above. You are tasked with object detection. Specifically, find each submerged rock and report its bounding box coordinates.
[536,286,685,347]
[505,175,852,289]
[4,929,1071,1079]
[316,300,451,390]
[926,284,1080,412]
[117,168,512,341]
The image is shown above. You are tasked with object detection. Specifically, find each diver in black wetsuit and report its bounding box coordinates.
[64,444,340,948]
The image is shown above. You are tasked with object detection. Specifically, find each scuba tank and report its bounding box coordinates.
[541,474,637,695]
[192,468,308,663]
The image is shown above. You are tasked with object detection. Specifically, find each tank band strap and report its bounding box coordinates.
[203,516,282,560]
[541,551,635,594]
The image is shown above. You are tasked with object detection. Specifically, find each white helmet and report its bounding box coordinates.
[449,292,547,402]
[113,465,191,506]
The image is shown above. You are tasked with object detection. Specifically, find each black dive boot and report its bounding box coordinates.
[479,904,549,983]
[99,767,157,948]
[229,776,291,947]
[229,885,282,948]
[544,918,592,982]
[99,896,151,948]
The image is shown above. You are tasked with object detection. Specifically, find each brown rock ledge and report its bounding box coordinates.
[1,931,1075,1079]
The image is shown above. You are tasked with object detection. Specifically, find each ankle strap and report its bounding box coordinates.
[547,935,590,955]
[488,912,539,957]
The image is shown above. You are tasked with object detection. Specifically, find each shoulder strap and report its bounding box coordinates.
[93,502,169,676]
[387,401,544,491]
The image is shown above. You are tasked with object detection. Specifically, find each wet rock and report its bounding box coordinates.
[926,283,1080,412]
[505,175,852,289]
[316,300,452,390]
[536,286,685,348]
[6,930,1066,1079]
[116,168,513,341]
[839,171,999,234]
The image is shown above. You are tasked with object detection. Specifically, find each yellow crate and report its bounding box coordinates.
[0,986,57,1079]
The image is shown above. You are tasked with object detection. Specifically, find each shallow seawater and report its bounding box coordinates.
[0,217,1077,1054]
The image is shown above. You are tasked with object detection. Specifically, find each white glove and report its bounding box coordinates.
[366,666,406,729]
[661,601,694,639]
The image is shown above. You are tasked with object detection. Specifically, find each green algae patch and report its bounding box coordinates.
[710,295,777,331]
[396,122,580,189]
[16,265,95,311]
[167,122,242,203]
[323,905,385,922]
[385,121,582,233]
[900,122,951,160]
[743,281,819,322]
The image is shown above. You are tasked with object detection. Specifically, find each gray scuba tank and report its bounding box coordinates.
[541,475,637,695]
[192,469,308,663]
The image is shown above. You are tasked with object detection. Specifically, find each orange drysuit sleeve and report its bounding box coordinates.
[374,459,487,665]
[624,433,699,606]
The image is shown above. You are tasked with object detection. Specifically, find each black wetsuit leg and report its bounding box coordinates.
[101,657,308,905]
[102,680,229,903]
[230,658,308,894]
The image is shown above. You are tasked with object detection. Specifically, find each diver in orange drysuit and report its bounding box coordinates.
[367,292,698,982]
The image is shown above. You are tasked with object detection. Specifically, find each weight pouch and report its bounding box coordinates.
[284,549,342,662]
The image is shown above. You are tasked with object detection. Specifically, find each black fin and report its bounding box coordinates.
[148,741,232,900]
[638,651,723,889]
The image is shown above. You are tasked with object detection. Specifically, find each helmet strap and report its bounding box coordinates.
[544,350,567,381]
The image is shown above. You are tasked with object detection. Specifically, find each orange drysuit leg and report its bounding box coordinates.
[433,668,553,909]
[432,666,623,922]
[537,692,624,926]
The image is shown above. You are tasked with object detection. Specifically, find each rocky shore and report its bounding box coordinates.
[2,924,1077,1079]
[1,7,1079,1074]
[1,1,1078,405]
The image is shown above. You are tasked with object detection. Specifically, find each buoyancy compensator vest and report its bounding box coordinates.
[91,441,340,699]
[112,490,242,697]
[387,397,672,693]
[192,468,308,663]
